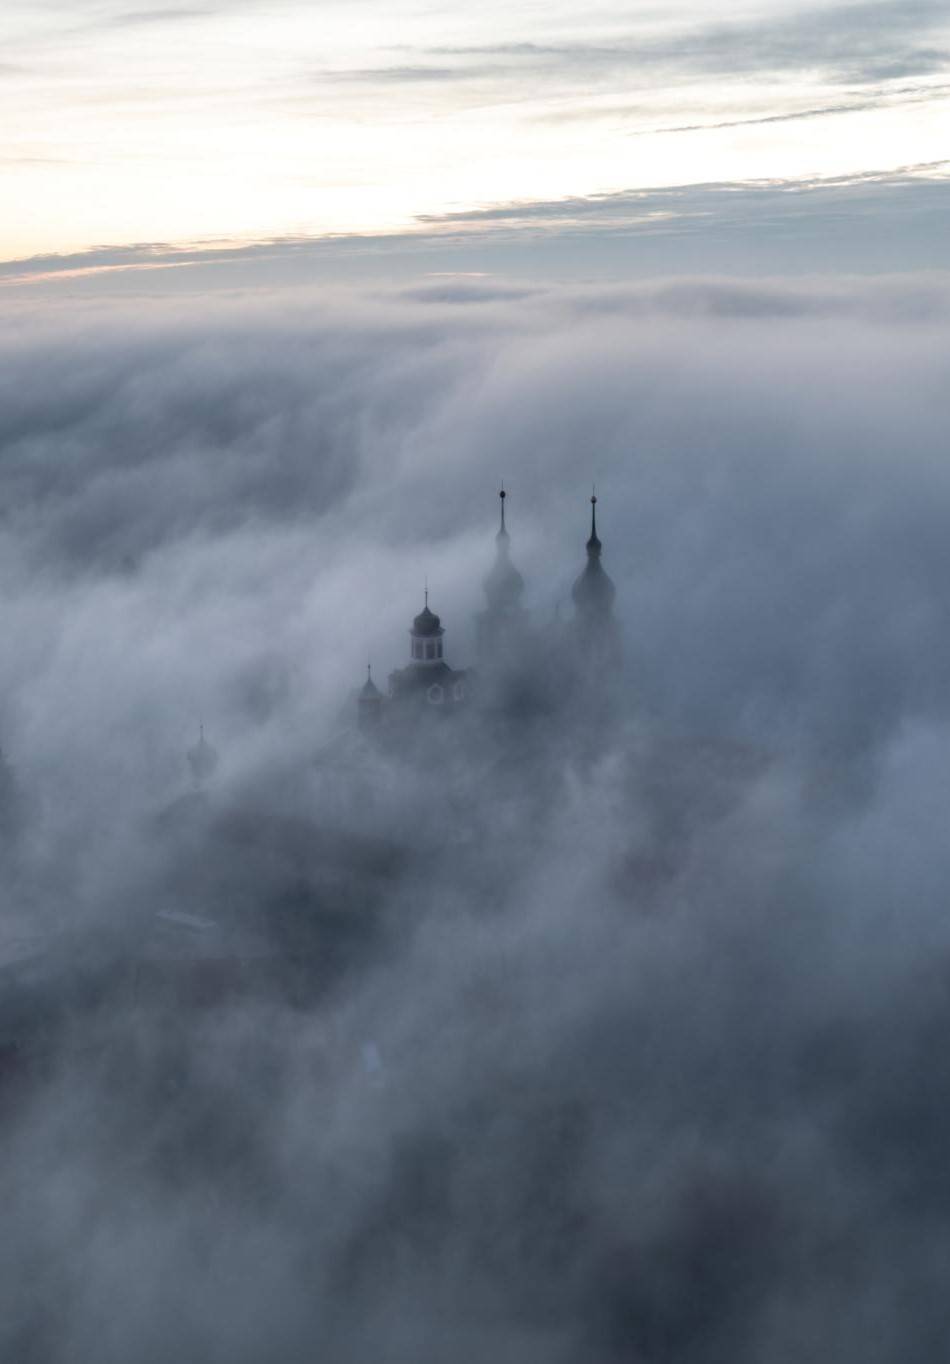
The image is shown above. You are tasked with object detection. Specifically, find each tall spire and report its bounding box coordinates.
[587,489,601,556]
[482,486,524,613]
[572,489,615,619]
[477,485,527,663]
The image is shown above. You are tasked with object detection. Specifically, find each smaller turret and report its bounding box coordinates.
[357,664,384,731]
[187,723,218,788]
[483,488,525,613]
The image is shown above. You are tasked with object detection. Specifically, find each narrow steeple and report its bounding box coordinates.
[477,485,527,662]
[572,490,616,621]
[587,488,601,555]
[484,487,524,609]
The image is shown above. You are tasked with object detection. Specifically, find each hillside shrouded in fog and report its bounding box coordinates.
[2,275,950,1361]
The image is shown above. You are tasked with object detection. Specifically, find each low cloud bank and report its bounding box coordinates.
[4,166,949,290]
[1,276,950,1361]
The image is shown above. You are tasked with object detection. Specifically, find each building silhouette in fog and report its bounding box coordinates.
[356,488,617,735]
[475,487,527,664]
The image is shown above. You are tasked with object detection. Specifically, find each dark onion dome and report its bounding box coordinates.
[571,493,616,616]
[484,487,525,611]
[359,664,383,700]
[187,724,218,787]
[412,594,445,637]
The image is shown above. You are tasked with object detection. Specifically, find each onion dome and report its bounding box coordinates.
[484,487,525,611]
[572,493,616,616]
[187,723,218,788]
[412,592,445,638]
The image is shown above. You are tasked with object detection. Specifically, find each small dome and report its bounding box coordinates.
[484,545,525,610]
[412,601,444,637]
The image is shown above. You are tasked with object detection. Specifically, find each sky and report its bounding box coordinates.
[2,0,948,285]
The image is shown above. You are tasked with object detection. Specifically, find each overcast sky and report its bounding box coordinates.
[2,0,948,284]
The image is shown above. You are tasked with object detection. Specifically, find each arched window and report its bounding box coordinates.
[425,640,436,660]
[412,639,423,660]
[452,681,465,701]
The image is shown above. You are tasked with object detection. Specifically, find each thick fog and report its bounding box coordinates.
[2,274,950,1361]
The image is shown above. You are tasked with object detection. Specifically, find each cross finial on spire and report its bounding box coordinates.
[587,487,601,555]
[498,483,509,538]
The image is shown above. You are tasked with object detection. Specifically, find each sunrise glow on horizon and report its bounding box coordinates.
[3,0,949,272]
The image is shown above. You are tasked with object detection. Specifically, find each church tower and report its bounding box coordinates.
[476,487,527,663]
[571,493,618,659]
[408,591,445,667]
[388,590,467,712]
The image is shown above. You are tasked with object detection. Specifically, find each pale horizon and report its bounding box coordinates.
[3,0,948,286]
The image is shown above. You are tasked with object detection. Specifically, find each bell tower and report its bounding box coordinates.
[357,664,384,731]
[409,589,446,665]
[387,589,468,712]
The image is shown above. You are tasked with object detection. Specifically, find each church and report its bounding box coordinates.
[0,490,624,1077]
[355,488,619,738]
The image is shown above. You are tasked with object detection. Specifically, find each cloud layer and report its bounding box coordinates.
[2,275,950,1361]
